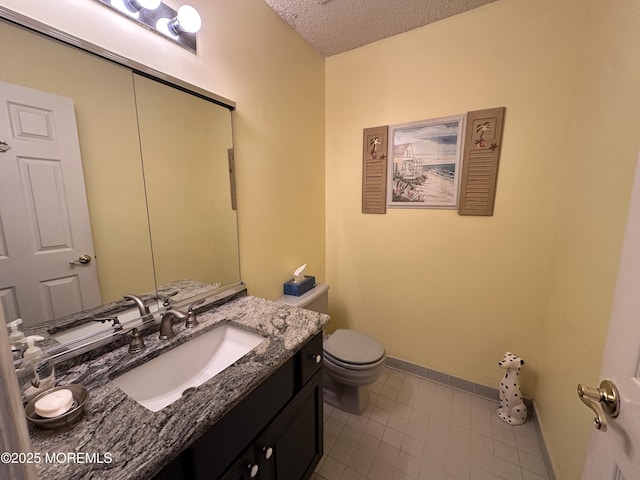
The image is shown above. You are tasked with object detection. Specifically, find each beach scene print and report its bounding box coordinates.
[389,117,463,208]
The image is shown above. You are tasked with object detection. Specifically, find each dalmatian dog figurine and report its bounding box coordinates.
[497,352,527,425]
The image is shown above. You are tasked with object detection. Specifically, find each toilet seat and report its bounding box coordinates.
[323,329,385,368]
[324,351,386,371]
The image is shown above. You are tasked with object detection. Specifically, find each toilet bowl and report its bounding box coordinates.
[322,328,385,414]
[274,284,385,414]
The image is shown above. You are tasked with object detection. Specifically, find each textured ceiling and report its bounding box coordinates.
[262,0,499,57]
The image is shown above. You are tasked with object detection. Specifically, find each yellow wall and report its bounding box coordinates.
[326,0,640,478]
[208,1,326,298]
[537,1,640,477]
[326,0,583,388]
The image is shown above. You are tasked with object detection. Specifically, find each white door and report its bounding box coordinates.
[0,80,101,327]
[581,149,640,479]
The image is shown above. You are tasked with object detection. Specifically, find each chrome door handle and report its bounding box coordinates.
[577,380,620,431]
[69,254,92,265]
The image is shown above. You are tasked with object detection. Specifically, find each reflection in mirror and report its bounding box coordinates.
[134,74,239,287]
[0,18,240,351]
[0,19,155,330]
[0,79,103,327]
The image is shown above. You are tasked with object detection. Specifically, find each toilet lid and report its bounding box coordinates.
[324,329,385,365]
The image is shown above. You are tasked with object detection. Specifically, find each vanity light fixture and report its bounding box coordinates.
[94,0,201,52]
[168,5,202,34]
[109,0,161,19]
[127,0,162,11]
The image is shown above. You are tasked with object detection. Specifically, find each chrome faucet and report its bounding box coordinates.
[123,294,151,316]
[159,309,188,340]
[158,299,206,340]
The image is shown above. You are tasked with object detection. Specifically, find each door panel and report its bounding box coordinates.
[8,101,56,141]
[0,80,101,327]
[40,276,84,320]
[20,157,73,251]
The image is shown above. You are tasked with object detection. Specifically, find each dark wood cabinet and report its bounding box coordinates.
[257,369,323,480]
[221,369,323,480]
[219,445,259,480]
[153,333,324,480]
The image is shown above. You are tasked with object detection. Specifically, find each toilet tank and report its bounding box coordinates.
[274,283,329,314]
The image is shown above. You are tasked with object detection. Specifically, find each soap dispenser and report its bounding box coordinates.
[7,319,26,360]
[19,335,55,402]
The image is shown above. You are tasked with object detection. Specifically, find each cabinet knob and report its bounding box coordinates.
[313,354,322,364]
[263,446,273,460]
[248,464,259,478]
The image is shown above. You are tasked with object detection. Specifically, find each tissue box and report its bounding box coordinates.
[284,276,316,296]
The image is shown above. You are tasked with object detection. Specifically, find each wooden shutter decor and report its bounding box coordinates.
[362,126,388,214]
[458,107,506,216]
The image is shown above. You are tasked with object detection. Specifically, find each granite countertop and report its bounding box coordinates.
[29,295,329,480]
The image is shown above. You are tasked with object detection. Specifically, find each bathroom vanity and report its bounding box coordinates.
[156,332,324,480]
[28,294,328,480]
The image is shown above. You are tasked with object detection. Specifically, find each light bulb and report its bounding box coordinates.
[175,5,201,33]
[135,0,161,8]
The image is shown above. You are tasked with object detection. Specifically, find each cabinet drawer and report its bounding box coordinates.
[296,333,323,387]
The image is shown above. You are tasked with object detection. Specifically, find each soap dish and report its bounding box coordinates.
[25,385,88,430]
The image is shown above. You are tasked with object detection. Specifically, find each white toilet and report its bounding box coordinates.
[275,284,386,414]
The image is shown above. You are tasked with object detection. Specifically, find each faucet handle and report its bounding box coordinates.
[128,328,146,355]
[185,299,206,329]
[188,298,206,313]
[160,291,179,307]
[93,316,123,331]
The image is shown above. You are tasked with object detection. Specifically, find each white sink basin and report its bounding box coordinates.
[50,303,159,345]
[112,325,266,412]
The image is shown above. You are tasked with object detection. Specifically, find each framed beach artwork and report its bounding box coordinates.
[387,114,465,209]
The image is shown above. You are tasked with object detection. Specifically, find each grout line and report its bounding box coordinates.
[525,398,557,480]
[384,355,556,480]
[385,355,500,401]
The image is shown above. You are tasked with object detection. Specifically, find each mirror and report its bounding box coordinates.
[134,74,239,288]
[0,19,240,345]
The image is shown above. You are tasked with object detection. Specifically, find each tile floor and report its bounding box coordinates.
[312,367,550,480]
